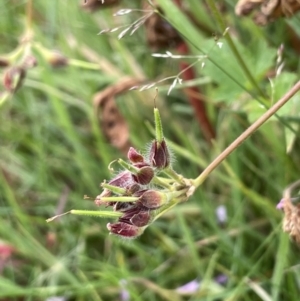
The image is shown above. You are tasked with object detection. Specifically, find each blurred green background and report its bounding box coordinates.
[1,0,300,300]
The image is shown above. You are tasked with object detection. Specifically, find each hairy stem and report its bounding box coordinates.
[193,80,300,188]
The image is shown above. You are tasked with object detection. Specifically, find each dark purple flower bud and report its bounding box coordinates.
[119,206,151,227]
[109,171,133,188]
[127,147,144,163]
[149,139,170,169]
[126,183,140,194]
[114,202,136,212]
[138,190,168,209]
[3,66,26,93]
[130,210,151,227]
[132,166,154,185]
[107,222,143,238]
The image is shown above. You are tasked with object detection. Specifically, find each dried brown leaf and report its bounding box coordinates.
[281,180,300,244]
[235,0,300,25]
[282,200,300,243]
[93,77,143,154]
[144,5,182,50]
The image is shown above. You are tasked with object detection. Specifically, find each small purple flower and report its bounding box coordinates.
[276,197,300,210]
[119,279,130,301]
[215,274,228,285]
[176,275,227,295]
[276,198,285,210]
[216,205,227,224]
[176,279,200,294]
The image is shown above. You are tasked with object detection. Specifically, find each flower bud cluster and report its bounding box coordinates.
[47,106,192,237]
[96,142,173,238]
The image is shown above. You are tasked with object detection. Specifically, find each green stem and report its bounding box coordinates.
[68,59,101,70]
[118,159,139,173]
[193,80,300,188]
[101,196,139,202]
[152,176,172,189]
[26,0,33,33]
[154,107,164,143]
[163,167,185,184]
[154,191,186,221]
[70,209,122,217]
[101,183,126,195]
[46,210,122,222]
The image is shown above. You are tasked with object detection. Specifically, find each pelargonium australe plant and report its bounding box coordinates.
[47,104,194,238]
[48,81,300,241]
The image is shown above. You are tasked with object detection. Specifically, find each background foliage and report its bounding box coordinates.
[1,0,300,300]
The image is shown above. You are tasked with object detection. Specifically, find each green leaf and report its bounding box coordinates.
[202,38,277,102]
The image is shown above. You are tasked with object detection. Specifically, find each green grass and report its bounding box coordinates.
[1,0,300,300]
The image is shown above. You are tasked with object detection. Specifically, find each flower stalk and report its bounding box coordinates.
[46,210,122,223]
